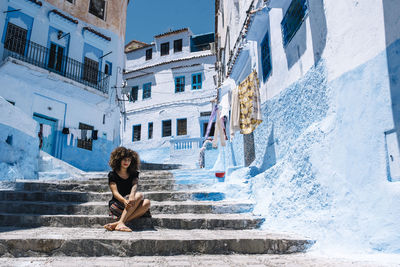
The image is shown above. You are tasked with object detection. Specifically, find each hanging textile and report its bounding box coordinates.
[204,104,218,139]
[230,86,240,140]
[237,70,262,134]
[212,109,226,148]
[42,124,52,138]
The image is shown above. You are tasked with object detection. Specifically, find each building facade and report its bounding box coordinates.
[123,29,217,166]
[215,0,400,253]
[0,0,129,171]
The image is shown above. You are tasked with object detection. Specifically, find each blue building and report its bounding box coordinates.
[0,0,129,172]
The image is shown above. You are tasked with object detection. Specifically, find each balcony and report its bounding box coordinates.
[2,37,110,94]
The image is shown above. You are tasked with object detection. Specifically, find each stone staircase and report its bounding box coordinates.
[0,169,314,257]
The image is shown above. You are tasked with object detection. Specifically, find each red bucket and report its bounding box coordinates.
[215,172,225,178]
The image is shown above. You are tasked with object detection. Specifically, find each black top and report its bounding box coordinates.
[108,170,139,202]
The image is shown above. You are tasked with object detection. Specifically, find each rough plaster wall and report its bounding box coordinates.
[45,0,128,38]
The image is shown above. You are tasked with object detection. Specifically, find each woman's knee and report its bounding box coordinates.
[134,192,144,201]
[143,199,151,208]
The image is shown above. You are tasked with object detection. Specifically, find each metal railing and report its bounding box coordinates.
[2,37,110,94]
[170,137,205,151]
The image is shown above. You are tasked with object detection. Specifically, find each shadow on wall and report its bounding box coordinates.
[250,125,277,176]
[383,0,400,148]
[283,0,327,70]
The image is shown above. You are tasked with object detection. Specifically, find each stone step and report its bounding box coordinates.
[0,200,253,215]
[65,178,214,186]
[0,227,314,256]
[0,190,226,202]
[0,213,264,230]
[14,181,201,193]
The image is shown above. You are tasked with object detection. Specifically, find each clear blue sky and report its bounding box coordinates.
[125,0,215,44]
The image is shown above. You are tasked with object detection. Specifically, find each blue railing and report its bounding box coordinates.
[2,37,110,94]
[170,137,205,151]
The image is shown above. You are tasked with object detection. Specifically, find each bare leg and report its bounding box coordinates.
[125,199,151,222]
[106,192,143,231]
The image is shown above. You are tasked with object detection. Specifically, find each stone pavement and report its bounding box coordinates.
[0,253,400,267]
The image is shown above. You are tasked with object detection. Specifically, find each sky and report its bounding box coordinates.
[125,0,215,44]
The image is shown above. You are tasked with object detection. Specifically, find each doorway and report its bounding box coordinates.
[33,113,58,156]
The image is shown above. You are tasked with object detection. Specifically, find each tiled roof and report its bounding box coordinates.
[83,27,111,41]
[49,9,78,24]
[154,28,189,38]
[125,40,152,53]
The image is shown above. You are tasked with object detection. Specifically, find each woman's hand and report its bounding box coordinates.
[127,199,136,206]
[124,199,132,208]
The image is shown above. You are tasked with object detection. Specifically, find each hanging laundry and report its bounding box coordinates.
[204,104,218,139]
[230,86,240,140]
[237,70,262,135]
[87,130,92,140]
[219,92,231,120]
[42,124,52,139]
[212,109,226,148]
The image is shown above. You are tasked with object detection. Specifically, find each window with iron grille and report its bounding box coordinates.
[130,86,138,102]
[104,61,112,75]
[143,83,151,99]
[192,73,202,89]
[148,122,153,139]
[162,120,171,137]
[145,48,152,60]
[66,0,75,4]
[89,0,106,20]
[261,31,272,81]
[77,123,94,151]
[83,57,99,85]
[174,39,182,53]
[177,118,187,136]
[48,43,64,73]
[160,42,169,56]
[132,124,141,142]
[175,76,185,93]
[281,0,308,47]
[4,23,27,55]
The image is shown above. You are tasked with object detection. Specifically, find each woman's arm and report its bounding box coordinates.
[109,182,129,206]
[128,178,138,202]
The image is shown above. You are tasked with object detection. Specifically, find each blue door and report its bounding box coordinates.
[33,114,57,156]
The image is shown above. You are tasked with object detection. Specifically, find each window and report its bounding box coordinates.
[175,76,185,93]
[143,83,151,99]
[160,42,169,56]
[281,0,308,47]
[89,0,106,20]
[202,122,215,137]
[66,0,75,3]
[192,73,202,89]
[48,43,64,72]
[261,32,272,81]
[162,120,172,137]
[132,124,141,141]
[77,123,94,151]
[4,23,27,55]
[148,122,153,139]
[177,119,187,136]
[105,61,112,75]
[130,86,138,102]
[83,57,99,85]
[174,39,182,53]
[145,48,152,60]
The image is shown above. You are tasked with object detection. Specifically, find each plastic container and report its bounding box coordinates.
[215,172,225,178]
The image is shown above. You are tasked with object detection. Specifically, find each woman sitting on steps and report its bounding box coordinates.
[103,146,151,232]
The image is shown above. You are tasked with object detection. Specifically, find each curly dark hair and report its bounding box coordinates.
[109,146,140,174]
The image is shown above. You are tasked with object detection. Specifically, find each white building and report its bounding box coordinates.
[123,28,217,166]
[215,0,400,253]
[0,0,128,172]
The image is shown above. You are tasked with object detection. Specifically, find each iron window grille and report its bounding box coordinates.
[281,0,309,47]
[89,0,106,20]
[174,39,183,53]
[132,124,141,142]
[4,23,27,56]
[192,73,202,89]
[145,48,152,60]
[143,83,151,99]
[130,86,138,102]
[160,42,169,56]
[177,118,187,136]
[148,122,153,139]
[261,31,272,81]
[2,28,110,93]
[77,123,94,151]
[175,76,185,93]
[162,120,172,137]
